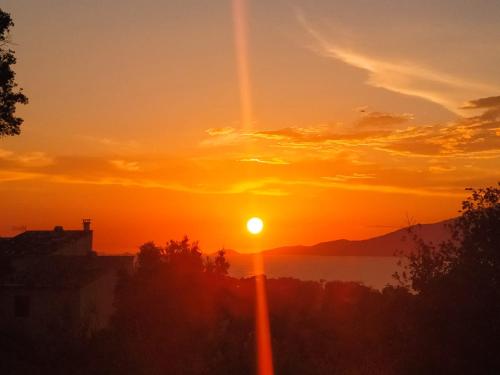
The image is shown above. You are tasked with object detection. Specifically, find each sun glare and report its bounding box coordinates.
[247,217,264,235]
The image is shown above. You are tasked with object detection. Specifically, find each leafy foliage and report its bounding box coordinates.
[395,183,500,373]
[396,183,500,293]
[0,9,28,137]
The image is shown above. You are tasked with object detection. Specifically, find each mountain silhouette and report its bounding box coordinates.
[260,219,453,257]
[211,220,453,258]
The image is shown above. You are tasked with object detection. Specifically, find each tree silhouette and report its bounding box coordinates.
[396,183,500,373]
[0,9,28,137]
[396,183,500,293]
[213,249,230,276]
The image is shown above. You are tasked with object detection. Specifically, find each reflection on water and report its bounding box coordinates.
[228,255,399,290]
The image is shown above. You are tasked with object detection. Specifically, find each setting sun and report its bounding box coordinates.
[247,217,264,235]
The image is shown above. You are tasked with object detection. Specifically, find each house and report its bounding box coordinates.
[0,220,134,338]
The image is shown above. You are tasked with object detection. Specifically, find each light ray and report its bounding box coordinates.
[232,0,253,130]
[253,252,274,375]
[232,2,274,373]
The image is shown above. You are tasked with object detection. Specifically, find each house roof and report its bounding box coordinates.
[0,229,91,257]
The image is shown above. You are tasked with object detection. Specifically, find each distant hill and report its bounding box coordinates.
[258,220,453,257]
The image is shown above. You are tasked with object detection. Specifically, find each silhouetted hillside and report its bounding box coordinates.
[260,219,453,257]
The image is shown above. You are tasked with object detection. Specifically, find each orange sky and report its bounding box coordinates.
[1,0,499,253]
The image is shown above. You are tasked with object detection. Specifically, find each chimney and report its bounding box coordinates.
[82,219,93,255]
[82,219,91,232]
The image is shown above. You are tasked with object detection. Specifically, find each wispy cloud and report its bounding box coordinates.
[204,103,500,159]
[357,111,413,129]
[239,157,290,165]
[206,127,235,136]
[109,159,141,172]
[461,96,500,109]
[428,165,457,174]
[322,173,376,182]
[2,96,498,200]
[0,171,43,182]
[460,95,500,121]
[0,152,477,199]
[47,174,462,198]
[300,179,464,198]
[78,135,141,151]
[0,148,54,167]
[296,10,500,113]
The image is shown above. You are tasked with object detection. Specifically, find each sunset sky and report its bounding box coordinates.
[1,0,499,253]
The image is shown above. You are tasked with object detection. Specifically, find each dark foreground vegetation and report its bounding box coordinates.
[1,184,499,375]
